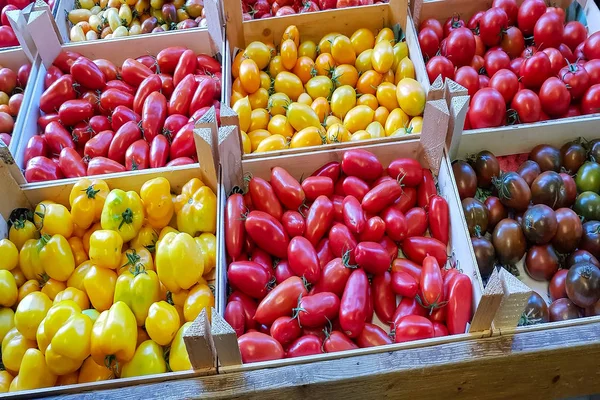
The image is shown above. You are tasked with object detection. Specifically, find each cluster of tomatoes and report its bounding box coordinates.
[0,63,30,145]
[241,0,385,20]
[23,46,222,182]
[231,25,426,154]
[224,149,473,363]
[418,0,600,129]
[454,142,600,325]
[67,0,206,42]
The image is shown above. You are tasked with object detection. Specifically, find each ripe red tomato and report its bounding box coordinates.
[281,210,306,238]
[100,88,134,114]
[533,11,564,50]
[228,261,271,299]
[493,0,518,25]
[479,8,508,47]
[141,91,167,142]
[394,315,434,343]
[270,316,301,346]
[311,161,341,183]
[25,156,63,182]
[70,57,106,90]
[288,236,321,284]
[245,211,289,259]
[249,177,283,220]
[371,271,395,323]
[120,58,153,87]
[341,149,383,182]
[420,256,443,308]
[111,106,141,131]
[354,242,391,275]
[340,195,365,234]
[355,323,392,348]
[254,276,308,325]
[443,16,466,37]
[426,56,455,82]
[468,87,506,128]
[302,176,334,201]
[312,257,351,297]
[581,84,600,115]
[509,57,524,75]
[133,75,162,115]
[45,121,75,155]
[500,26,525,59]
[520,52,551,89]
[357,216,385,242]
[489,68,519,104]
[467,11,485,30]
[391,270,418,298]
[87,157,125,175]
[443,27,475,67]
[328,223,357,261]
[44,66,63,90]
[58,147,86,178]
[418,28,440,60]
[0,26,18,48]
[297,292,340,327]
[339,269,369,338]
[560,63,591,100]
[238,332,284,363]
[58,99,94,126]
[156,47,187,74]
[169,74,199,116]
[539,77,570,117]
[108,121,142,164]
[361,180,402,214]
[225,193,246,260]
[270,167,305,210]
[40,75,76,114]
[23,135,48,165]
[446,273,473,334]
[229,291,258,331]
[84,130,113,159]
[563,21,588,51]
[148,135,169,168]
[380,206,407,242]
[387,158,423,186]
[584,32,600,62]
[429,195,449,245]
[541,47,567,76]
[286,335,322,358]
[420,18,443,41]
[471,55,485,72]
[125,139,149,171]
[224,301,245,337]
[484,49,511,77]
[518,0,547,36]
[510,89,541,123]
[93,59,118,81]
[305,195,334,246]
[584,60,600,85]
[401,236,447,267]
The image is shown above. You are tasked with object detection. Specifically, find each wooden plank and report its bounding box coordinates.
[37,321,600,400]
[419,98,449,174]
[446,94,469,160]
[183,308,217,371]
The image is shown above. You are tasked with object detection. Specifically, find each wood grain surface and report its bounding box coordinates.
[37,322,600,400]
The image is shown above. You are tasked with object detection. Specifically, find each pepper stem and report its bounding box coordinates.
[85,185,101,199]
[119,208,134,230]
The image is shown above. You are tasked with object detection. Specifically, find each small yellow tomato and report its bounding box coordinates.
[280,39,298,71]
[145,301,180,346]
[356,70,383,95]
[14,291,52,340]
[231,52,244,79]
[269,55,287,78]
[383,69,395,83]
[326,123,351,143]
[350,28,375,55]
[385,108,410,136]
[317,32,339,54]
[396,78,426,117]
[259,71,271,90]
[2,327,36,372]
[248,88,269,110]
[0,308,15,343]
[274,71,304,101]
[82,222,102,255]
[282,25,300,48]
[392,41,409,71]
[0,239,18,271]
[232,96,252,133]
[314,53,336,77]
[268,115,294,138]
[239,59,260,94]
[290,126,325,148]
[240,131,251,154]
[11,268,25,288]
[298,40,317,60]
[350,130,371,141]
[374,106,390,126]
[371,40,394,74]
[268,92,291,116]
[244,41,272,70]
[357,94,378,110]
[249,108,270,132]
[169,322,192,371]
[409,116,424,133]
[297,92,313,106]
[0,270,17,307]
[292,56,316,84]
[366,121,386,139]
[18,280,40,303]
[375,27,394,43]
[232,77,247,97]
[231,91,244,108]
[330,85,357,119]
[343,105,375,133]
[331,35,356,65]
[333,64,358,87]
[247,129,271,152]
[355,49,374,73]
[286,102,321,131]
[376,82,399,111]
[395,57,416,83]
[9,219,39,251]
[83,265,117,312]
[305,75,334,99]
[184,283,214,322]
[255,134,288,153]
[311,97,330,123]
[325,115,342,128]
[0,370,12,392]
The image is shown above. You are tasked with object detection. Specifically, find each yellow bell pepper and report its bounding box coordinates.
[174,178,217,236]
[37,300,92,375]
[84,265,117,312]
[168,288,189,307]
[14,291,52,340]
[83,222,102,254]
[17,280,40,303]
[9,216,39,251]
[113,265,160,326]
[101,189,145,242]
[39,234,76,281]
[55,287,90,310]
[184,283,214,322]
[1,327,37,372]
[82,309,100,322]
[156,232,204,293]
[69,178,110,230]
[91,301,137,368]
[67,260,93,292]
[40,276,67,300]
[0,270,17,307]
[68,236,89,266]
[0,239,18,271]
[0,370,13,393]
[56,371,79,386]
[120,340,167,378]
[34,201,74,239]
[16,348,57,390]
[140,177,174,230]
[78,357,113,383]
[18,238,44,281]
[0,308,15,343]
[89,230,123,269]
[119,247,154,275]
[195,233,216,276]
[72,223,87,238]
[145,301,180,346]
[169,322,192,371]
[8,375,18,392]
[130,223,159,253]
[157,226,178,246]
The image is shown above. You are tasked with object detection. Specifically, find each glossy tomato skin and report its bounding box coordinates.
[429,195,449,245]
[371,272,396,324]
[391,270,418,298]
[341,149,383,182]
[125,139,149,170]
[331,195,344,223]
[443,27,475,67]
[358,216,386,242]
[539,77,570,118]
[108,121,142,164]
[479,8,508,47]
[23,135,48,165]
[420,256,443,308]
[585,60,600,85]
[355,323,392,347]
[510,89,541,123]
[133,75,163,115]
[93,59,118,81]
[141,91,168,142]
[190,78,217,115]
[288,236,321,283]
[426,56,455,82]
[170,123,196,160]
[25,156,63,182]
[270,316,301,346]
[44,66,63,89]
[581,84,600,115]
[419,28,440,60]
[323,331,358,353]
[157,46,187,74]
[342,176,370,201]
[100,88,134,115]
[468,88,506,129]
[249,177,283,220]
[392,296,428,328]
[443,16,466,37]
[316,239,334,269]
[224,301,246,337]
[89,115,111,133]
[302,176,334,201]
[58,147,86,178]
[362,180,403,214]
[238,332,284,363]
[105,80,135,95]
[120,58,153,87]
[255,276,308,325]
[393,187,418,213]
[355,242,391,275]
[229,291,258,330]
[311,161,341,183]
[312,257,352,297]
[149,135,169,168]
[197,54,221,74]
[45,121,75,155]
[40,74,76,114]
[421,18,444,40]
[286,335,322,358]
[70,56,106,90]
[549,269,568,301]
[489,69,519,104]
[394,315,434,343]
[402,236,447,267]
[298,292,340,327]
[305,195,334,246]
[87,157,125,175]
[534,11,564,50]
[282,210,306,237]
[53,51,82,73]
[173,49,197,87]
[454,66,480,97]
[560,63,591,100]
[520,52,551,89]
[111,106,141,131]
[58,99,94,126]
[228,261,271,299]
[484,50,511,77]
[446,273,473,334]
[518,0,547,36]
[405,207,428,238]
[417,169,437,208]
[245,210,289,259]
[339,269,369,338]
[84,130,113,158]
[328,223,358,261]
[342,195,366,234]
[381,207,407,242]
[392,258,422,285]
[271,166,306,210]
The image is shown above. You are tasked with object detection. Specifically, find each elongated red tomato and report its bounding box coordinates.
[331,195,344,222]
[339,269,369,338]
[133,75,162,115]
[433,321,449,337]
[24,135,48,165]
[38,114,61,130]
[342,176,370,201]
[142,92,167,142]
[157,46,187,74]
[173,49,197,87]
[281,211,305,237]
[84,130,113,158]
[328,223,358,261]
[149,135,169,168]
[120,58,153,87]
[25,156,63,182]
[100,89,134,114]
[229,291,257,330]
[362,180,403,214]
[93,59,118,81]
[228,261,271,299]
[393,187,417,213]
[418,169,437,208]
[286,335,322,358]
[387,158,423,186]
[341,149,383,182]
[379,236,398,262]
[87,157,125,175]
[105,79,135,95]
[402,236,447,266]
[392,296,427,328]
[58,147,86,178]
[311,161,341,183]
[254,276,308,325]
[226,194,246,260]
[355,242,391,275]
[420,256,443,308]
[163,114,189,140]
[302,176,334,201]
[111,106,141,131]
[323,331,358,353]
[394,315,434,343]
[446,273,472,334]
[70,56,106,89]
[391,258,422,285]
[166,157,194,167]
[238,332,284,363]
[271,167,305,210]
[270,316,301,346]
[391,270,418,298]
[54,51,82,73]
[316,239,334,268]
[45,121,75,155]
[197,54,221,74]
[274,260,294,283]
[249,177,283,220]
[89,115,111,133]
[58,99,94,126]
[250,248,273,275]
[405,207,428,238]
[429,195,449,245]
[312,257,352,297]
[305,195,334,246]
[125,139,149,170]
[39,74,76,113]
[224,301,245,337]
[342,196,366,235]
[359,216,386,242]
[189,78,217,115]
[297,292,340,327]
[381,207,407,242]
[169,123,195,160]
[288,236,321,284]
[371,272,395,323]
[245,211,289,259]
[108,121,142,164]
[355,323,392,348]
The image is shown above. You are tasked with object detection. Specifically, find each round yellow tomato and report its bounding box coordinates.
[376,82,399,111]
[269,55,287,77]
[315,53,335,77]
[0,270,17,307]
[286,102,321,131]
[374,106,390,126]
[326,123,351,143]
[333,64,358,87]
[392,41,409,71]
[355,49,373,73]
[240,131,251,154]
[268,115,294,138]
[184,283,214,322]
[305,76,334,99]
[343,105,374,133]
[325,115,342,128]
[350,28,375,55]
[274,71,304,101]
[409,116,423,133]
[231,52,244,79]
[292,56,315,84]
[371,40,394,74]
[249,108,270,131]
[356,70,383,95]
[0,370,12,392]
[9,219,38,251]
[330,85,357,119]
[239,59,260,94]
[0,308,15,343]
[248,88,269,109]
[385,108,410,136]
[396,78,426,117]
[244,41,272,70]
[232,78,247,95]
[255,134,288,153]
[366,121,386,139]
[0,239,18,271]
[311,97,330,122]
[268,92,291,116]
[318,32,340,54]
[230,91,244,106]
[232,96,251,133]
[395,57,415,83]
[376,27,394,43]
[297,92,313,106]
[290,126,325,148]
[331,35,356,65]
[282,25,300,48]
[247,129,271,152]
[298,40,317,60]
[350,130,371,141]
[280,39,298,70]
[259,71,271,90]
[383,69,395,83]
[11,268,25,288]
[357,94,378,110]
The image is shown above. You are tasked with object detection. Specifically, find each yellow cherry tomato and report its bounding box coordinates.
[247,129,271,152]
[54,287,90,310]
[371,40,394,74]
[169,322,192,371]
[268,114,294,138]
[156,232,204,293]
[282,25,300,47]
[84,265,117,312]
[184,283,214,322]
[140,178,173,231]
[90,301,137,367]
[89,230,123,270]
[14,291,52,340]
[376,27,394,43]
[0,370,12,392]
[292,56,315,84]
[366,121,386,139]
[232,52,244,79]
[268,92,291,116]
[0,308,15,343]
[0,239,18,271]
[18,348,57,390]
[11,268,25,288]
[350,130,371,141]
[385,108,410,136]
[306,75,334,99]
[0,270,17,307]
[298,40,317,60]
[232,77,247,97]
[18,280,40,303]
[231,92,245,107]
[9,218,39,251]
[376,82,399,111]
[241,131,251,154]
[357,70,384,96]
[244,41,272,70]
[383,69,395,83]
[397,78,426,117]
[248,88,269,109]
[392,41,409,71]
[330,85,357,119]
[233,96,252,133]
[280,39,298,70]
[145,301,179,346]
[259,71,271,90]
[274,71,304,101]
[40,234,75,282]
[343,105,375,133]
[239,59,260,94]
[317,32,339,54]
[331,35,356,65]
[286,102,321,131]
[326,123,351,143]
[40,277,66,301]
[357,94,378,110]
[395,57,416,83]
[297,92,313,106]
[314,53,335,77]
[35,202,74,239]
[249,108,270,132]
[78,356,113,383]
[355,49,374,73]
[255,134,288,153]
[350,28,375,55]
[409,116,424,133]
[325,115,342,128]
[290,126,325,148]
[269,55,287,77]
[332,64,358,87]
[311,97,330,122]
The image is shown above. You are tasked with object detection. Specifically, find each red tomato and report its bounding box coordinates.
[135,55,158,73]
[563,21,587,51]
[141,91,167,142]
[339,269,369,338]
[377,207,405,242]
[540,48,566,77]
[228,261,271,299]
[23,135,48,165]
[108,121,142,164]
[509,57,524,75]
[392,258,422,284]
[269,167,304,210]
[92,59,118,81]
[53,51,82,74]
[133,75,162,115]
[584,60,600,86]
[45,121,74,155]
[270,316,301,346]
[89,115,111,133]
[328,223,358,261]
[163,114,188,140]
[549,269,568,301]
[70,56,106,90]
[226,193,246,261]
[100,89,134,115]
[288,236,321,283]
[281,210,305,238]
[249,177,283,220]
[493,0,518,25]
[342,176,370,201]
[377,236,397,263]
[426,56,455,82]
[166,157,195,167]
[354,242,390,276]
[355,323,392,347]
[428,195,449,245]
[172,50,197,88]
[417,169,436,209]
[341,149,382,182]
[224,301,245,337]
[111,106,140,131]
[238,332,284,363]
[418,28,440,60]
[190,78,217,116]
[391,296,427,329]
[311,161,341,183]
[420,18,443,41]
[432,322,449,337]
[37,114,60,131]
[518,0,547,36]
[446,273,473,334]
[229,291,258,330]
[391,270,418,298]
[1,5,18,26]
[533,11,564,50]
[361,180,402,214]
[120,58,153,87]
[25,156,63,182]
[301,176,334,201]
[148,135,169,168]
[510,89,541,123]
[581,84,600,115]
[584,32,600,60]
[394,315,434,343]
[305,195,334,246]
[560,63,591,101]
[312,257,351,297]
[539,77,570,117]
[168,74,198,115]
[125,139,149,171]
[479,8,508,47]
[470,55,485,71]
[286,335,322,358]
[105,80,135,95]
[44,66,63,90]
[297,292,340,327]
[520,50,552,90]
[339,195,365,235]
[255,276,308,325]
[489,69,518,104]
[484,50,510,77]
[39,74,76,114]
[443,16,465,37]
[371,271,395,323]
[58,99,94,126]
[320,331,356,353]
[84,130,113,158]
[196,54,221,74]
[443,27,475,67]
[357,216,385,242]
[86,157,125,175]
[404,207,427,238]
[468,88,506,129]
[454,66,480,97]
[392,187,417,214]
[58,147,86,178]
[499,27,525,59]
[401,236,447,266]
[315,239,334,269]
[71,122,91,151]
[244,210,289,258]
[273,260,293,283]
[466,11,485,30]
[156,47,187,74]
[0,26,18,47]
[420,256,443,308]
[169,123,195,160]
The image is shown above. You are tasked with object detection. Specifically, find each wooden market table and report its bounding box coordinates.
[27,321,600,400]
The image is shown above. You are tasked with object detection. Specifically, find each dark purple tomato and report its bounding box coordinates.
[559,173,577,208]
[484,196,508,233]
[519,291,549,325]
[552,208,582,253]
[471,236,496,279]
[580,221,600,259]
[560,140,587,174]
[471,150,500,188]
[530,171,565,209]
[494,172,532,211]
[492,218,527,265]
[565,262,600,308]
[549,269,568,301]
[567,250,600,269]
[452,160,478,199]
[584,300,600,317]
[529,144,561,172]
[525,244,560,281]
[549,298,582,322]
[462,197,489,236]
[521,204,557,244]
[517,160,541,187]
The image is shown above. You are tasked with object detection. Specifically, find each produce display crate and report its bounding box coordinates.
[413,0,600,159]
[10,25,230,184]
